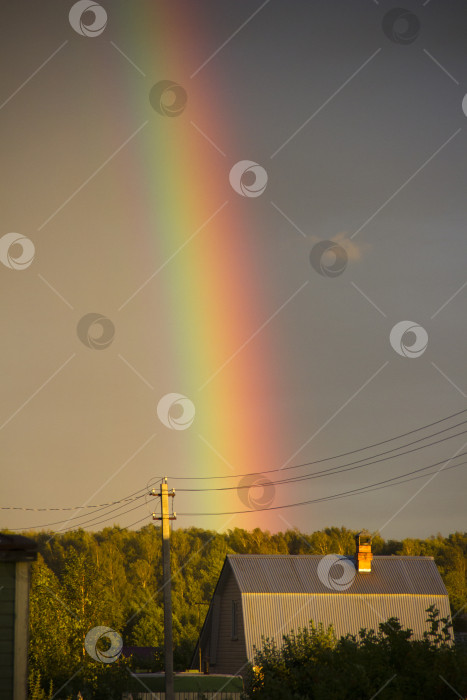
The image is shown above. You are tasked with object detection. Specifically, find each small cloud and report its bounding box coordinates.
[309,232,368,263]
[331,232,366,262]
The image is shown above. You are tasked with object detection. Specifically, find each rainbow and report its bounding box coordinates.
[109,4,286,529]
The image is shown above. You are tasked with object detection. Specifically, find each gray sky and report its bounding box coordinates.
[1,0,466,540]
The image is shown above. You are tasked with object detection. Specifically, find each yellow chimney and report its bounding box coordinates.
[355,531,373,573]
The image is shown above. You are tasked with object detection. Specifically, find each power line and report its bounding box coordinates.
[3,479,163,515]
[12,451,466,529]
[7,411,467,531]
[58,499,151,533]
[8,481,164,533]
[0,493,146,511]
[14,498,153,533]
[125,513,157,530]
[60,444,467,523]
[57,483,165,533]
[176,426,467,491]
[59,485,165,532]
[5,411,465,507]
[12,493,148,531]
[178,456,467,516]
[169,408,467,480]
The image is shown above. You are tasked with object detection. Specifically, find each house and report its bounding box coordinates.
[191,533,451,677]
[0,533,38,700]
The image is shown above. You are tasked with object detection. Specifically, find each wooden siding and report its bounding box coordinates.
[14,562,30,700]
[200,571,248,676]
[0,562,16,696]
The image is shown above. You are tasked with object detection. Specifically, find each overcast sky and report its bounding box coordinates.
[1,0,466,540]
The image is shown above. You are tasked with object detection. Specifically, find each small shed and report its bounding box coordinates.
[0,533,37,700]
[191,537,451,677]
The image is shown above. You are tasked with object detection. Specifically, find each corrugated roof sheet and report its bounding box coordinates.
[227,554,448,596]
[242,593,451,660]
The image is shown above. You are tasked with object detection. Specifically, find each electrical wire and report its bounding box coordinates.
[20,480,166,533]
[10,480,164,532]
[62,485,166,532]
[125,513,157,530]
[7,411,467,530]
[15,499,154,533]
[63,480,165,532]
[0,494,144,511]
[43,444,467,525]
[57,499,152,533]
[1,482,149,513]
[176,426,467,491]
[169,407,467,479]
[5,411,466,506]
[13,452,466,529]
[12,493,147,531]
[178,456,467,516]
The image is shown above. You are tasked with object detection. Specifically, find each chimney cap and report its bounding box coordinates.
[355,530,372,542]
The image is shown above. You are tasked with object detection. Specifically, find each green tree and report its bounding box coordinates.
[29,553,73,687]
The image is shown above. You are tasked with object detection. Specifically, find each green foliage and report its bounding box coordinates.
[28,669,53,700]
[245,609,467,700]
[26,526,467,697]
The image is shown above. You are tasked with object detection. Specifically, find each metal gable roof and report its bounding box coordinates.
[227,554,448,596]
[190,554,452,671]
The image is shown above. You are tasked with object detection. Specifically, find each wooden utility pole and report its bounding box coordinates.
[151,478,176,700]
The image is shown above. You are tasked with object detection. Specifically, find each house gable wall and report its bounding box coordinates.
[201,569,247,676]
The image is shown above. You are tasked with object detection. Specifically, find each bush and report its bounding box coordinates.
[245,607,467,700]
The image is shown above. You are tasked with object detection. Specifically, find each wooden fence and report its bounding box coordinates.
[123,693,242,700]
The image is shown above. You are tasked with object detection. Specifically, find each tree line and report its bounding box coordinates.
[18,525,467,698]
